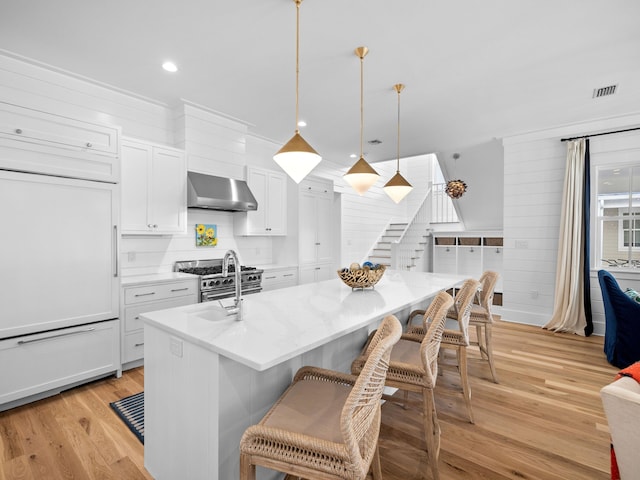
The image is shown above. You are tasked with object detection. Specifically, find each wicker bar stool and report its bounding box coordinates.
[351,291,454,480]
[407,278,480,423]
[239,314,402,480]
[469,270,500,383]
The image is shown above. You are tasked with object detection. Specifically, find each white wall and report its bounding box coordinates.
[438,139,504,230]
[502,113,640,336]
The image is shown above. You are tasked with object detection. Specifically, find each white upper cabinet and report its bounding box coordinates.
[0,101,120,182]
[235,166,287,236]
[121,138,186,235]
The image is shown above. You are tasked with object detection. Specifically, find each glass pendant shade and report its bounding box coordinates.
[344,156,379,195]
[274,132,321,183]
[384,171,413,203]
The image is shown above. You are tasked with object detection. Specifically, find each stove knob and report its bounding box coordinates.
[215,280,221,286]
[209,280,216,287]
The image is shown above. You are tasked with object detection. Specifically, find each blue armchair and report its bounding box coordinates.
[598,270,640,368]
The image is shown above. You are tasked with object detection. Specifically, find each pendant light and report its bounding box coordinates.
[343,46,379,195]
[383,83,413,203]
[445,153,467,199]
[273,0,321,184]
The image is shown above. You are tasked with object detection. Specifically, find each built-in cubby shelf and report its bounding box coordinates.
[432,232,503,305]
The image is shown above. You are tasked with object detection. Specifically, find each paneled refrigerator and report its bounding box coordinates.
[0,102,121,410]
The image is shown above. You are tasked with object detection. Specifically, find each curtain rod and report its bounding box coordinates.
[560,126,640,142]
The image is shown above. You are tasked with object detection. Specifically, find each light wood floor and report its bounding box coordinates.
[0,320,617,480]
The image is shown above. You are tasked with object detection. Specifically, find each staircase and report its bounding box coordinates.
[367,183,462,271]
[368,223,406,267]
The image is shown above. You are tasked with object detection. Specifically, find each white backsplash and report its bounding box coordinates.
[120,209,273,277]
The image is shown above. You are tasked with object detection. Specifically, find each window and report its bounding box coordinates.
[620,210,640,249]
[595,165,640,269]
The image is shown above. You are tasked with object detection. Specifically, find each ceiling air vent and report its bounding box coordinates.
[593,84,617,98]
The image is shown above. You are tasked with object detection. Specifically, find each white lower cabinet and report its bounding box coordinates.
[261,267,298,291]
[120,276,198,368]
[299,263,335,284]
[0,320,120,411]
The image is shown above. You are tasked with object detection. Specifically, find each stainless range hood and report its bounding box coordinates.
[187,171,258,211]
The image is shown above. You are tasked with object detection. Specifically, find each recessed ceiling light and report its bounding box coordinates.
[297,120,307,127]
[162,61,178,73]
[350,154,357,158]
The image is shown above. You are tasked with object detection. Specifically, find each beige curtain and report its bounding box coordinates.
[544,139,587,334]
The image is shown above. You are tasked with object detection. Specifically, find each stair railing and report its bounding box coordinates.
[390,185,434,270]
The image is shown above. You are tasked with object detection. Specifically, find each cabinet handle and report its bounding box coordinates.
[134,342,145,347]
[17,327,96,345]
[113,225,119,278]
[265,276,276,280]
[495,248,501,254]
[171,287,189,292]
[15,128,22,134]
[135,316,140,320]
[315,267,321,270]
[315,242,320,246]
[86,142,92,148]
[469,248,475,253]
[153,224,158,228]
[283,274,294,277]
[134,292,156,297]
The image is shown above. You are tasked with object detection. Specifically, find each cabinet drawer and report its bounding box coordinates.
[123,331,145,364]
[0,320,119,407]
[124,295,198,332]
[262,268,298,291]
[124,281,198,305]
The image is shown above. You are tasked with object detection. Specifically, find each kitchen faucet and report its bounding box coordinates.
[222,249,243,320]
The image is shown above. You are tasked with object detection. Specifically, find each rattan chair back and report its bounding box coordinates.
[477,270,499,317]
[418,291,455,388]
[450,278,481,344]
[341,314,402,477]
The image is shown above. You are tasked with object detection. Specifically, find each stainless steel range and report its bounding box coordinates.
[174,258,263,302]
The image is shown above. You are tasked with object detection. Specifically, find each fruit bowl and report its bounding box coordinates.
[337,263,386,290]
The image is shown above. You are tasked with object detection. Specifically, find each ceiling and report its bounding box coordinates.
[1,0,639,168]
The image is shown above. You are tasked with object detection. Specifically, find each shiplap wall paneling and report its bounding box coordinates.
[502,137,565,326]
[503,117,640,336]
[0,54,173,145]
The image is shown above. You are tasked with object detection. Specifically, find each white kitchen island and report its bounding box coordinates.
[142,270,466,480]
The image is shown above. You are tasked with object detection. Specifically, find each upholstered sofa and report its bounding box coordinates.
[598,270,640,368]
[600,375,640,479]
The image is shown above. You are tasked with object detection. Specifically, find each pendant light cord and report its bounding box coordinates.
[294,0,301,135]
[359,52,364,158]
[396,86,401,173]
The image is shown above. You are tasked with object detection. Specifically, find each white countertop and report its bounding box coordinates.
[141,270,466,371]
[121,272,198,287]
